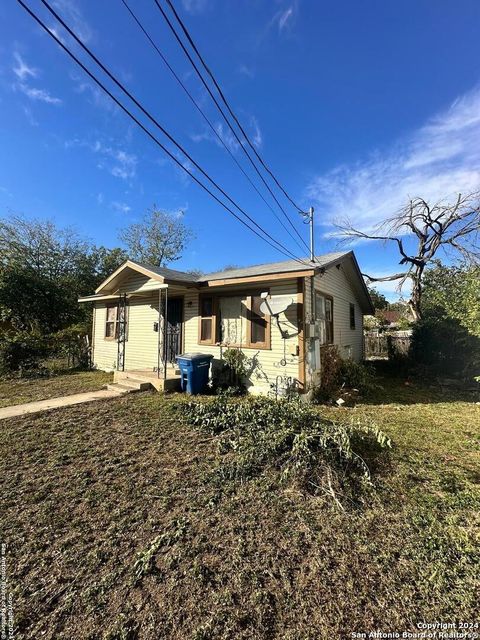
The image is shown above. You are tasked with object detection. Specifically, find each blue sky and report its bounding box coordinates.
[1,0,480,298]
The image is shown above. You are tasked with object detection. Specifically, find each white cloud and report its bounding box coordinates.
[111,201,131,214]
[12,52,38,81]
[168,150,195,186]
[306,86,480,234]
[238,64,255,79]
[94,143,137,180]
[23,105,38,126]
[73,77,117,113]
[268,3,298,35]
[181,0,209,14]
[48,25,66,45]
[191,116,263,152]
[278,8,293,32]
[17,83,62,105]
[191,121,239,153]
[0,186,13,198]
[250,116,263,149]
[51,0,93,43]
[65,138,137,181]
[11,52,62,106]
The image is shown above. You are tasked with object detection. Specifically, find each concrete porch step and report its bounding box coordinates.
[106,379,153,394]
[114,369,181,392]
[117,377,153,391]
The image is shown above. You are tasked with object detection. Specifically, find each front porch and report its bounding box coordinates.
[79,262,196,385]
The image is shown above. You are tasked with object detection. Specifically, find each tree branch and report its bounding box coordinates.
[362,272,408,283]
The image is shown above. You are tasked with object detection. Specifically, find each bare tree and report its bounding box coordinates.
[338,192,480,320]
[119,206,194,267]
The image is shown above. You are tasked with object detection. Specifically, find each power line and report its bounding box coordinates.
[152,0,311,255]
[165,0,310,220]
[34,0,310,266]
[18,0,310,266]
[119,0,307,255]
[165,0,305,215]
[36,0,309,264]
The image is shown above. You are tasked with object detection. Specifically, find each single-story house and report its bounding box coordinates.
[79,250,373,395]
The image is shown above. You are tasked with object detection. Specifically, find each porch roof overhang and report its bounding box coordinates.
[78,293,122,303]
[78,284,169,303]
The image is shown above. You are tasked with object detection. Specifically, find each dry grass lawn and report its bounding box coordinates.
[1,373,478,639]
[0,370,113,408]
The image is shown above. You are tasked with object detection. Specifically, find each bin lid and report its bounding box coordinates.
[176,352,214,361]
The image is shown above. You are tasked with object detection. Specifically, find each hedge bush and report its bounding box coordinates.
[314,346,377,402]
[0,331,50,375]
[0,323,91,376]
[410,316,480,379]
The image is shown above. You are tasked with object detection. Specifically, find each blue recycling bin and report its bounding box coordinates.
[176,353,213,394]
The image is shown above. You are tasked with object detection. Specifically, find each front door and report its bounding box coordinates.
[165,298,183,365]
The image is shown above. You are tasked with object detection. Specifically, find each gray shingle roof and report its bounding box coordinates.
[92,251,372,313]
[134,262,199,283]
[135,252,350,283]
[198,252,349,281]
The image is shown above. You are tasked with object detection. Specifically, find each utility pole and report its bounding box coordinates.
[307,206,315,328]
[302,206,316,318]
[309,206,318,387]
[309,206,315,263]
[301,205,315,262]
[301,205,318,391]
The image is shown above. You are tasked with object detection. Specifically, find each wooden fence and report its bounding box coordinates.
[364,332,411,360]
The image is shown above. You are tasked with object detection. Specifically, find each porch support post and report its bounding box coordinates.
[163,287,168,381]
[157,288,162,379]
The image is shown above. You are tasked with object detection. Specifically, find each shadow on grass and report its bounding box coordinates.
[361,361,479,406]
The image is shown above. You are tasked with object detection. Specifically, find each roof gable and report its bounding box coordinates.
[95,260,196,294]
[336,252,375,315]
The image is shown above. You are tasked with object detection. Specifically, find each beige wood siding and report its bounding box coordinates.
[90,266,364,393]
[120,272,162,294]
[123,296,160,371]
[183,280,301,395]
[304,264,364,364]
[92,296,161,372]
[92,303,119,371]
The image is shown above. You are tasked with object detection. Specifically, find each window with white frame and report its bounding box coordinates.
[104,303,128,341]
[219,295,248,345]
[315,292,334,344]
[198,292,270,348]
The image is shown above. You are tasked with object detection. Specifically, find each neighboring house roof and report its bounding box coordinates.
[377,309,414,324]
[378,310,403,324]
[88,251,374,314]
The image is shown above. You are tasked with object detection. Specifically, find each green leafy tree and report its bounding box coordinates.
[410,262,480,378]
[367,286,388,311]
[387,301,410,313]
[119,206,194,267]
[0,214,88,332]
[0,214,128,333]
[75,246,129,298]
[422,262,480,337]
